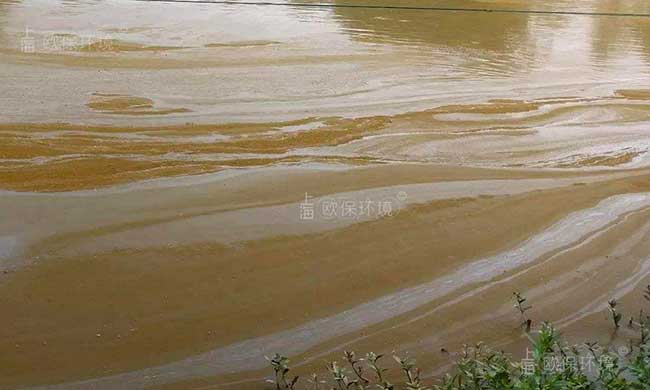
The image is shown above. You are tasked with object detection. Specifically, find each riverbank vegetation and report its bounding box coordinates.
[268,290,650,389]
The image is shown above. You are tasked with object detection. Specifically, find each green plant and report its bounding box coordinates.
[266,353,299,390]
[514,292,533,332]
[394,355,427,390]
[344,351,370,387]
[609,299,623,329]
[366,352,393,389]
[513,292,532,316]
[267,292,650,389]
[629,344,650,389]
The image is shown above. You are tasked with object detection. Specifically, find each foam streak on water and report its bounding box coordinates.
[34,192,650,390]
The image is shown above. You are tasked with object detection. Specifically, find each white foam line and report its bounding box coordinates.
[553,217,650,330]
[33,192,650,390]
[389,216,650,357]
[60,175,627,254]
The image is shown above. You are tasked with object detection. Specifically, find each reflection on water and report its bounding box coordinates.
[330,0,535,76]
[329,0,650,76]
[1,0,650,175]
[4,0,650,66]
[3,2,650,389]
[0,0,650,104]
[331,0,530,50]
[0,0,18,45]
[591,0,650,63]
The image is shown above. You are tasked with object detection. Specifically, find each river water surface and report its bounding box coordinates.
[2,1,650,389]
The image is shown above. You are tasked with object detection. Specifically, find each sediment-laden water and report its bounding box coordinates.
[1,0,650,389]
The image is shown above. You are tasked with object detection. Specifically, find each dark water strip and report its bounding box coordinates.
[133,0,650,18]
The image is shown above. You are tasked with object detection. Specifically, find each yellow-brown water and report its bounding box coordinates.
[1,1,650,389]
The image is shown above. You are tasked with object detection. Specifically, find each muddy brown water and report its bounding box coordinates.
[1,0,650,389]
